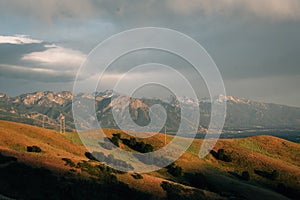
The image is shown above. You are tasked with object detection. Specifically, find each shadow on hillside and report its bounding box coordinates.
[0,153,153,200]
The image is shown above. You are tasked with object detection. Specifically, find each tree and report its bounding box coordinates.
[217,149,232,162]
[27,146,42,153]
[113,133,121,139]
[129,137,137,147]
[217,149,225,160]
[111,135,119,147]
[167,164,183,177]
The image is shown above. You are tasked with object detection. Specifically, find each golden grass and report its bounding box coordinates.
[0,120,87,171]
[0,120,299,198]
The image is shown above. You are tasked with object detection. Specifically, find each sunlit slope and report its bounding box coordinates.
[0,120,299,199]
[0,120,87,170]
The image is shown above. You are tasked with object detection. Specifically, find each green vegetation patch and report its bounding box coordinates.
[239,139,276,158]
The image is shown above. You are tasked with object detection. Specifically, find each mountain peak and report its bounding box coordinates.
[214,95,252,104]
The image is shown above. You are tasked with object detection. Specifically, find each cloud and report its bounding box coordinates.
[0,0,96,23]
[1,0,300,22]
[22,44,86,68]
[0,35,87,82]
[0,35,42,44]
[166,0,300,20]
[0,64,77,82]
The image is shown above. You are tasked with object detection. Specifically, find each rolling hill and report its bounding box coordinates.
[0,120,299,199]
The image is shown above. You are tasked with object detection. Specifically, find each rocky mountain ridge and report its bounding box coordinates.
[0,91,299,132]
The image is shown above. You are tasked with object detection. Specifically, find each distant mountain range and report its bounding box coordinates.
[0,91,300,133]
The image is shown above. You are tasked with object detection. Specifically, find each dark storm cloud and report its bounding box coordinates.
[0,43,47,65]
[0,0,299,106]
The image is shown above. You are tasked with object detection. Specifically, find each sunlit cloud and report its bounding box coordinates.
[22,44,86,68]
[0,35,42,44]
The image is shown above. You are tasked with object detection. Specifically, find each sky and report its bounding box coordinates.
[0,0,300,107]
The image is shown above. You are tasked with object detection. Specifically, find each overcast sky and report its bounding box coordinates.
[0,0,299,107]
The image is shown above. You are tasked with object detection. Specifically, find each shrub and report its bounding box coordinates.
[254,169,279,180]
[127,137,154,153]
[217,149,225,160]
[62,158,76,167]
[167,163,183,177]
[111,135,120,147]
[161,181,185,200]
[84,152,97,161]
[241,171,250,181]
[112,133,121,139]
[27,146,42,153]
[129,137,137,146]
[132,173,143,179]
[217,149,232,162]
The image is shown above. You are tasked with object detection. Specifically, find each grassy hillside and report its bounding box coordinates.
[0,120,299,199]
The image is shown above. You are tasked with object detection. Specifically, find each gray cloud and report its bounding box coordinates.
[0,64,77,82]
[0,1,299,106]
[1,0,300,23]
[0,37,86,82]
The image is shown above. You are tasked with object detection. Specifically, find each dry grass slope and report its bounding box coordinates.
[0,120,299,199]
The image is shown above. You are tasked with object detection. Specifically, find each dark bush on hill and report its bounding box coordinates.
[122,137,154,153]
[254,169,279,180]
[129,137,137,146]
[210,149,232,162]
[62,158,76,167]
[167,163,183,177]
[84,152,97,161]
[112,133,121,139]
[111,135,120,147]
[27,146,42,153]
[217,149,232,162]
[131,173,143,179]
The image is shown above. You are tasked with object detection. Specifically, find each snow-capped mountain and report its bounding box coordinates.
[0,91,300,132]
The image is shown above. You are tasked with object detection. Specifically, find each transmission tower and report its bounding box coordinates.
[59,113,66,133]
